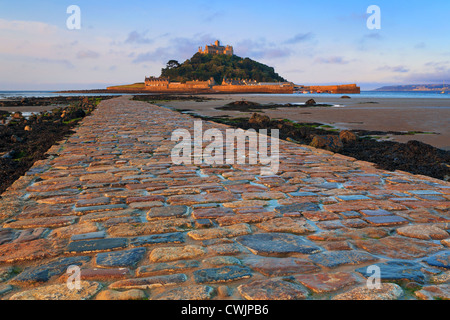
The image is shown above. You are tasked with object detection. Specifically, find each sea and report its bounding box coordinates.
[0,90,450,100]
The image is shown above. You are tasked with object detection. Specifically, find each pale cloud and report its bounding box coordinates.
[125,31,153,44]
[284,32,314,44]
[315,56,351,65]
[77,50,100,59]
[377,65,410,73]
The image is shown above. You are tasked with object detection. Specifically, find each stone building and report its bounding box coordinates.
[145,76,170,88]
[199,40,234,56]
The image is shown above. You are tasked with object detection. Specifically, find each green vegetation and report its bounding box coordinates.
[161,53,287,83]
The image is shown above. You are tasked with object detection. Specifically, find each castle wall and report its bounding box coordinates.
[307,84,360,94]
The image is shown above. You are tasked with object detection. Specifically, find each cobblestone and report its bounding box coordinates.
[0,96,449,300]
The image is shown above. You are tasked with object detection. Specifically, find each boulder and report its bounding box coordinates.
[249,113,271,127]
[305,99,316,106]
[339,130,357,144]
[310,135,343,152]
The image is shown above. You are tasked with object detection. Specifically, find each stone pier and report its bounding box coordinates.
[0,96,449,300]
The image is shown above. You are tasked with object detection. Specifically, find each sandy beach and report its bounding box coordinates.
[163,94,450,150]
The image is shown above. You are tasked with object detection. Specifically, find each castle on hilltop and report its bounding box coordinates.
[199,40,234,56]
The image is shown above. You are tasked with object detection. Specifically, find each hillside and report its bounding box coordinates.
[160,53,287,84]
[374,84,448,92]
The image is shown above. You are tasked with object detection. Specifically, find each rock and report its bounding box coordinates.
[147,205,190,220]
[294,272,359,293]
[238,279,309,300]
[275,203,320,214]
[137,260,200,277]
[96,289,147,300]
[333,283,403,300]
[341,96,351,99]
[356,260,426,283]
[397,225,449,240]
[364,215,409,227]
[202,256,242,267]
[96,248,146,268]
[310,135,343,152]
[150,245,207,263]
[236,233,322,256]
[12,112,23,119]
[65,238,129,254]
[188,224,252,241]
[416,284,450,300]
[256,217,315,234]
[249,113,271,127]
[0,285,13,296]
[339,130,357,143]
[152,285,215,300]
[218,286,232,298]
[305,99,316,106]
[0,239,61,264]
[193,266,252,284]
[0,267,13,282]
[353,236,443,260]
[10,281,101,300]
[109,274,187,290]
[308,250,378,268]
[11,256,91,285]
[130,232,186,247]
[424,251,450,269]
[242,257,320,276]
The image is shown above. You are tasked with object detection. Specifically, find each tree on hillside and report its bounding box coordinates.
[160,53,287,83]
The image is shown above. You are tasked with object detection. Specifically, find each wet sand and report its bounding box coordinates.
[164,94,450,150]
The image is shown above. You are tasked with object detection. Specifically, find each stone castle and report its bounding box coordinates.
[198,40,234,56]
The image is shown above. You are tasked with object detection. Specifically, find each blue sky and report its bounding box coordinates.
[0,0,449,90]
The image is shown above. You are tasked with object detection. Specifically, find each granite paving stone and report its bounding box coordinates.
[152,285,215,300]
[356,261,427,283]
[424,251,450,269]
[242,256,320,276]
[193,266,252,284]
[308,250,378,268]
[238,279,309,300]
[237,233,322,256]
[11,256,91,285]
[294,272,360,293]
[130,232,186,247]
[96,248,146,268]
[65,238,129,254]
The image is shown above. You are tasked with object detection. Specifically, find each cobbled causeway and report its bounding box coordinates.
[0,96,449,300]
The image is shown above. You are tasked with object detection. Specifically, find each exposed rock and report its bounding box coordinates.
[249,113,271,127]
[305,99,316,106]
[340,130,357,144]
[310,135,343,152]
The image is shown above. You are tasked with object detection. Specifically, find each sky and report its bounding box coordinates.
[0,0,449,90]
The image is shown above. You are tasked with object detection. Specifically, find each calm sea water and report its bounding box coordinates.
[1,90,450,100]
